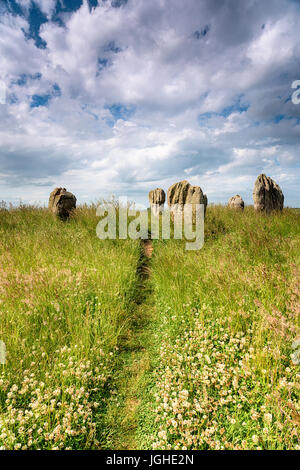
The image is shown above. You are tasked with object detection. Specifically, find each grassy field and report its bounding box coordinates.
[0,205,140,450]
[0,204,299,450]
[137,206,300,450]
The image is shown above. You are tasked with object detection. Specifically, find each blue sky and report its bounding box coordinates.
[0,0,299,206]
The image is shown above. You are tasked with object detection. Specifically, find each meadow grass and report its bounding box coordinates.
[137,206,300,450]
[0,204,299,450]
[0,205,140,449]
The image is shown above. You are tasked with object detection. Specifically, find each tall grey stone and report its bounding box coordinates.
[148,188,165,216]
[167,180,207,216]
[228,195,244,210]
[48,187,76,220]
[253,174,284,213]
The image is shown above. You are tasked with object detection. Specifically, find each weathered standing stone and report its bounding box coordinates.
[253,174,284,213]
[149,188,165,205]
[167,180,207,216]
[48,187,76,220]
[228,195,244,210]
[148,188,165,216]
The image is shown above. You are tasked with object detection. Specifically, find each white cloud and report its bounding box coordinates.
[0,0,299,207]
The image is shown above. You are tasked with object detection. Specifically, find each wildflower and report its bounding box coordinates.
[263,413,272,425]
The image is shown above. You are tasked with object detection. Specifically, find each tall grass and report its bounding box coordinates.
[0,205,139,449]
[0,204,299,450]
[137,206,300,450]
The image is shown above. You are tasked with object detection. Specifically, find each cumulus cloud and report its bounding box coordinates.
[0,0,299,206]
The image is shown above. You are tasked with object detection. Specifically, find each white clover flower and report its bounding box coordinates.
[263,413,272,425]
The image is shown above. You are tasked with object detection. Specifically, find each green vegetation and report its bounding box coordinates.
[0,205,299,450]
[137,206,300,450]
[0,205,140,449]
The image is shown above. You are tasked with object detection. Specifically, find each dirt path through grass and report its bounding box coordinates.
[106,238,154,450]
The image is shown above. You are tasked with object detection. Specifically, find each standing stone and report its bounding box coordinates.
[48,187,76,220]
[228,195,244,210]
[253,174,284,213]
[148,188,165,216]
[167,180,207,216]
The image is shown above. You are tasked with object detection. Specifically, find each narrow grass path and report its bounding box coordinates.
[106,238,155,450]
